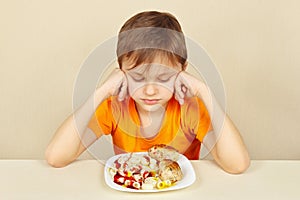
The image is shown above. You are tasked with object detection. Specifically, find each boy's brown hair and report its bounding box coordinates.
[117,11,187,69]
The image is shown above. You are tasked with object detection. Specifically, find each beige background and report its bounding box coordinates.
[0,0,299,160]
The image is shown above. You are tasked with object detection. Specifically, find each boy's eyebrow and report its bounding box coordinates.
[127,65,148,73]
[127,71,144,76]
[157,71,178,77]
[160,70,177,75]
[129,71,176,77]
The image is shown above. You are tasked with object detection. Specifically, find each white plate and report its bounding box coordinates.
[104,152,196,192]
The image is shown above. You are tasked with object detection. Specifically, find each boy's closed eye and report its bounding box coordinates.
[128,72,145,82]
[129,73,175,83]
[156,73,175,82]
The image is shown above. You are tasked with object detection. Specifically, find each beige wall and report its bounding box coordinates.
[0,0,299,159]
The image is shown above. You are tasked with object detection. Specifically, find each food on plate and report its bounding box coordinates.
[158,159,183,183]
[107,144,183,190]
[148,144,180,161]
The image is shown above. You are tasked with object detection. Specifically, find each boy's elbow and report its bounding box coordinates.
[227,156,251,174]
[45,148,71,168]
[231,159,250,174]
[46,156,68,168]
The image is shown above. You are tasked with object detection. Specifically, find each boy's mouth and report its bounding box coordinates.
[141,99,160,105]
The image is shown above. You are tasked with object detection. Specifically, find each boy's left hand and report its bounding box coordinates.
[174,71,204,105]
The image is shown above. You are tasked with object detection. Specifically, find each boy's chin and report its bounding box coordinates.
[138,103,166,112]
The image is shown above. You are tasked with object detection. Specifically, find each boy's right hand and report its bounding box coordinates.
[102,69,128,101]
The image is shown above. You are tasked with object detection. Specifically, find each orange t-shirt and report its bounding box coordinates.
[88,96,211,160]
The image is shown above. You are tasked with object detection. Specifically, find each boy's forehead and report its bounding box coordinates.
[126,63,179,75]
[122,54,182,71]
[122,58,181,72]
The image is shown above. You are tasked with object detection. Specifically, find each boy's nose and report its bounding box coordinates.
[143,83,158,96]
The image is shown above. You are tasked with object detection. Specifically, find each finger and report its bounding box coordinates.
[178,98,184,105]
[174,93,184,105]
[174,80,185,99]
[118,77,128,101]
[177,73,194,98]
[178,72,191,87]
[175,87,184,99]
[174,93,179,101]
[178,73,192,92]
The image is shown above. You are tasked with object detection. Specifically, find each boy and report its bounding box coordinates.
[45,11,250,174]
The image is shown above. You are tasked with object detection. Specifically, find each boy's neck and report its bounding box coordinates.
[136,105,166,138]
[139,112,166,139]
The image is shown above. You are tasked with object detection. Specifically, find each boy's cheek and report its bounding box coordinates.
[127,81,145,96]
[160,81,175,93]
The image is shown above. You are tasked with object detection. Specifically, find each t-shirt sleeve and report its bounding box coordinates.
[182,97,212,142]
[87,98,113,138]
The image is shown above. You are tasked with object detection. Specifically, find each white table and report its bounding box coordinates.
[0,160,299,200]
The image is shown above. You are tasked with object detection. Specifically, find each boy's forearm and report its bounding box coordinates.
[73,86,110,135]
[45,85,110,167]
[195,81,250,173]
